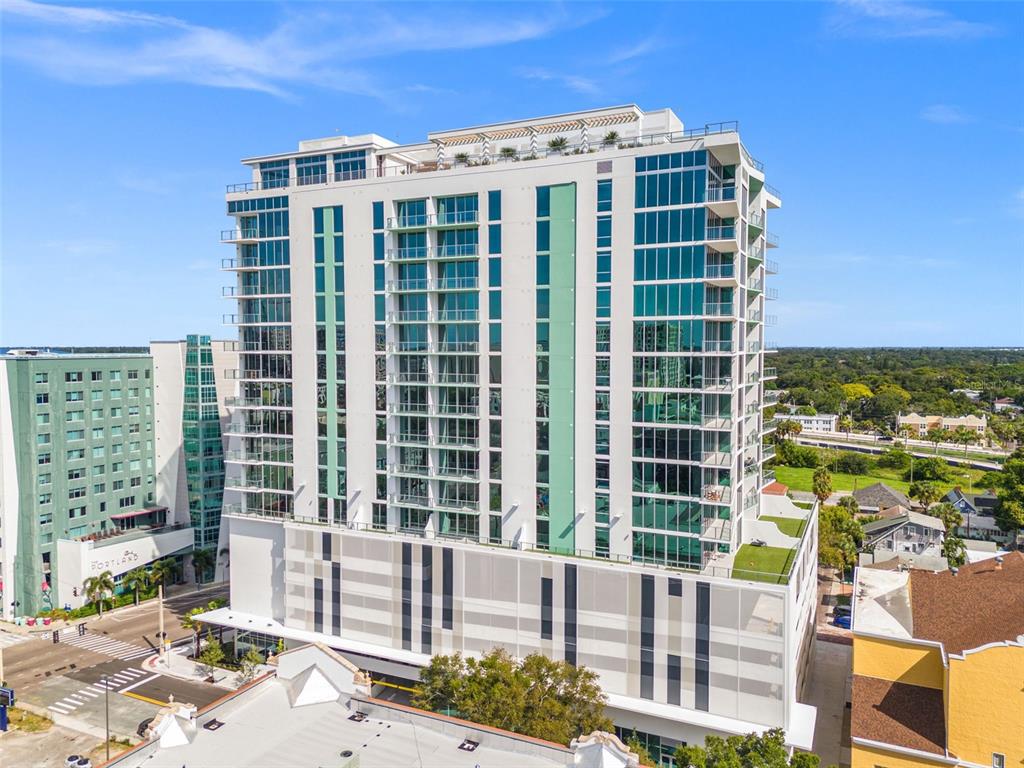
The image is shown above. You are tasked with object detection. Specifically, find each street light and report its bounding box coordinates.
[103,673,110,761]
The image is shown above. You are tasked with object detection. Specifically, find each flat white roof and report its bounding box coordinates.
[853,568,913,640]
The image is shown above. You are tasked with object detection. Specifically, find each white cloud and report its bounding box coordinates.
[920,104,973,124]
[826,0,998,40]
[517,67,602,96]
[607,37,661,64]
[2,1,601,97]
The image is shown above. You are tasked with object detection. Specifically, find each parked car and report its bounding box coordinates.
[833,613,852,630]
[833,604,852,618]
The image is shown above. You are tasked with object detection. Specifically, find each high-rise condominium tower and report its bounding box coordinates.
[209,106,818,754]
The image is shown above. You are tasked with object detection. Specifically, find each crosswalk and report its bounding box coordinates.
[57,629,157,661]
[0,631,33,649]
[47,667,156,716]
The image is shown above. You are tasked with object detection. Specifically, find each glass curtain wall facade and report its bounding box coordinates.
[182,335,225,560]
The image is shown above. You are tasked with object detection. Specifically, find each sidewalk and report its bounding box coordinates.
[142,647,243,691]
[0,582,227,637]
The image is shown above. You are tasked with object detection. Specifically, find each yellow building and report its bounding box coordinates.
[850,552,1024,768]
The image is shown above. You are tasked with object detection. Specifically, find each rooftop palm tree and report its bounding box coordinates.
[123,567,150,607]
[602,131,619,146]
[546,135,568,152]
[83,571,115,618]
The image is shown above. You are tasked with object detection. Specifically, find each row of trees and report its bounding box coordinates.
[80,549,221,617]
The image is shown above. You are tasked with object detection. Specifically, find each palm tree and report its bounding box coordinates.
[546,136,568,152]
[218,546,230,573]
[150,557,178,591]
[123,567,150,606]
[951,426,978,458]
[191,549,215,588]
[602,131,619,146]
[499,146,517,161]
[838,415,854,437]
[83,571,115,617]
[812,466,833,504]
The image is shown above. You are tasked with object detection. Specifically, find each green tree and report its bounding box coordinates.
[993,449,1024,540]
[836,495,860,515]
[191,548,215,588]
[818,505,863,578]
[83,571,115,617]
[812,466,833,503]
[198,630,225,674]
[925,428,947,454]
[796,405,818,416]
[837,415,853,436]
[414,648,612,745]
[625,733,658,767]
[903,456,951,483]
[928,502,963,533]
[237,646,265,684]
[951,426,979,458]
[773,419,802,443]
[942,535,967,568]
[547,136,568,151]
[123,567,150,607]
[674,728,821,768]
[909,481,941,510]
[150,557,178,590]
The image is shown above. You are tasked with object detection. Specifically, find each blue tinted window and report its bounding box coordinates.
[372,201,384,230]
[597,216,612,248]
[537,220,550,252]
[489,291,502,320]
[314,208,325,234]
[488,190,502,221]
[536,186,550,218]
[373,233,384,261]
[489,258,502,287]
[488,224,502,254]
[536,254,550,285]
[597,179,612,212]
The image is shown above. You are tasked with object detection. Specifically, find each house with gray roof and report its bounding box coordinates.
[853,482,912,513]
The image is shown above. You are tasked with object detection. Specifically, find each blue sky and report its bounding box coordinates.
[1,0,1021,347]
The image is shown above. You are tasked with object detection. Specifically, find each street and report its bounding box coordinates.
[0,584,230,762]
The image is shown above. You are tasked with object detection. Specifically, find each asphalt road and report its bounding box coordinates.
[0,583,230,742]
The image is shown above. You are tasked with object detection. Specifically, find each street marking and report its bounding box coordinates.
[112,673,135,683]
[118,673,161,693]
[78,689,100,698]
[58,697,81,706]
[49,704,73,714]
[121,690,168,707]
[86,686,106,694]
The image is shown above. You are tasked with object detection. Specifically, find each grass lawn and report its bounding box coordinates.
[760,515,807,538]
[7,708,52,733]
[731,544,796,584]
[772,464,985,497]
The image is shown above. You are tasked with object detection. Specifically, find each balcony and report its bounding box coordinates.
[435,496,479,511]
[435,434,480,448]
[391,432,430,446]
[746,309,762,323]
[764,183,782,209]
[764,366,778,379]
[435,244,479,259]
[390,463,430,476]
[389,371,430,384]
[388,402,429,415]
[765,259,779,275]
[761,418,779,435]
[437,371,479,385]
[435,276,479,291]
[389,310,430,323]
[387,246,431,261]
[386,214,431,231]
[763,443,776,461]
[220,228,259,243]
[701,450,731,467]
[389,341,430,354]
[747,279,764,294]
[748,243,764,264]
[701,339,734,353]
[435,341,479,353]
[703,263,738,287]
[223,504,289,520]
[433,210,479,228]
[762,469,777,487]
[702,413,733,430]
[701,513,732,542]
[436,402,479,416]
[224,447,294,464]
[703,302,735,318]
[223,421,274,436]
[706,225,737,243]
[763,390,780,405]
[747,211,765,233]
[435,309,479,323]
[701,376,734,391]
[434,465,480,480]
[702,484,732,505]
[766,232,779,248]
[766,287,779,301]
[747,341,762,354]
[223,314,289,326]
[705,184,738,217]
[390,492,432,509]
[389,278,430,292]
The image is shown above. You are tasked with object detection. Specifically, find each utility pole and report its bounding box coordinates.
[158,583,166,667]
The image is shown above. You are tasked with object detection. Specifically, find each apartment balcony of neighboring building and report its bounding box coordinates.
[700,337,735,354]
[761,469,777,487]
[703,261,739,288]
[224,396,291,411]
[761,418,779,436]
[765,286,779,301]
[764,366,778,380]
[224,474,295,494]
[764,183,782,209]
[221,255,281,271]
[389,492,433,511]
[705,224,739,249]
[700,375,734,392]
[387,309,479,324]
[747,242,765,265]
[223,420,287,437]
[224,446,294,465]
[222,313,290,327]
[763,443,777,461]
[747,211,765,237]
[765,231,779,248]
[702,301,736,319]
[223,368,291,382]
[388,431,431,448]
[701,484,733,505]
[747,277,764,295]
[704,183,739,217]
[746,340,763,355]
[765,259,779,275]
[701,449,732,467]
[701,510,733,542]
[385,210,480,232]
[701,412,733,431]
[388,276,479,293]
[762,390,780,406]
[222,502,289,520]
[388,340,480,355]
[221,285,289,299]
[220,228,260,243]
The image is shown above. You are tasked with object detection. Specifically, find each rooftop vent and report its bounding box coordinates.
[203,719,224,731]
[457,739,480,753]
[348,712,367,722]
[951,567,959,576]
[995,556,1004,570]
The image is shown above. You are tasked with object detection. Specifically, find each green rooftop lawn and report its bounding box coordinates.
[731,544,796,585]
[772,464,985,497]
[760,515,807,538]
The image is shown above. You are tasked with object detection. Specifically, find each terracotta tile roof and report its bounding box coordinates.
[851,675,945,755]
[763,481,789,496]
[909,550,1024,655]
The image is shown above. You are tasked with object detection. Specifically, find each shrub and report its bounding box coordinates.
[877,448,911,470]
[903,456,952,482]
[836,452,871,475]
[778,441,820,468]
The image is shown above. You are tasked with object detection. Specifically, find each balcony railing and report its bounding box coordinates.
[391,463,430,476]
[764,366,778,378]
[436,309,479,322]
[762,469,777,486]
[393,432,430,445]
[435,244,479,258]
[701,514,732,541]
[389,310,430,323]
[747,212,765,230]
[747,309,762,323]
[702,339,734,353]
[386,214,431,230]
[704,302,735,317]
[702,484,732,504]
[437,371,479,385]
[436,341,479,353]
[766,232,780,248]
[436,434,480,448]
[390,493,431,508]
[436,403,479,416]
[701,376,733,391]
[701,450,731,467]
[705,185,737,203]
[387,246,431,261]
[435,496,479,510]
[434,465,480,480]
[704,264,735,280]
[765,259,779,275]
[389,402,429,415]
[748,244,764,262]
[390,278,430,292]
[706,225,736,241]
[220,228,259,242]
[748,279,764,293]
[766,287,779,300]
[435,277,479,291]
